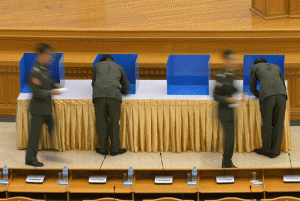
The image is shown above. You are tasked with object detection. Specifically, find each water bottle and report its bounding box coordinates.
[128,166,133,183]
[3,165,8,182]
[62,165,68,183]
[192,165,197,183]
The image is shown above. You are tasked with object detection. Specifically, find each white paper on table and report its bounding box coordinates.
[229,93,248,108]
[54,88,68,93]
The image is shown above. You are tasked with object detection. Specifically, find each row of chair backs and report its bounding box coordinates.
[0,196,299,201]
[0,197,44,201]
[208,197,300,201]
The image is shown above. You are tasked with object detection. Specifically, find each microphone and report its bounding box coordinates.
[44,194,47,201]
[223,167,226,176]
[288,153,293,175]
[160,152,165,175]
[182,193,184,201]
[99,156,106,175]
[114,186,116,201]
[250,185,253,201]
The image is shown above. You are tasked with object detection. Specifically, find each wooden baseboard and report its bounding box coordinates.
[0,106,17,116]
[289,14,300,18]
[290,110,300,120]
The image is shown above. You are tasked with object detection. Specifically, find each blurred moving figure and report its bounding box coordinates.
[25,43,62,167]
[213,50,241,168]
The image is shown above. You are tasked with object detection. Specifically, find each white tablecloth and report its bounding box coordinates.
[17,80,254,100]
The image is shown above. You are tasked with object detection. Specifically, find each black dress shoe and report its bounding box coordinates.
[254,149,269,157]
[95,148,108,156]
[25,161,44,167]
[269,152,280,158]
[222,164,237,168]
[110,148,127,156]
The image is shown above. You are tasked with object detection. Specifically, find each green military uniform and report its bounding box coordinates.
[250,63,287,158]
[92,61,131,153]
[25,62,57,163]
[213,68,238,168]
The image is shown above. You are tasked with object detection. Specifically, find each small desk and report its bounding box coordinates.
[7,169,67,193]
[134,170,198,193]
[264,168,300,193]
[199,169,264,193]
[68,170,132,194]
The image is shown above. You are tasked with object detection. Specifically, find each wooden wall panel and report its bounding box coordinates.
[6,74,20,105]
[251,0,289,19]
[0,66,20,116]
[253,0,266,13]
[0,74,5,105]
[267,0,289,15]
[289,0,300,17]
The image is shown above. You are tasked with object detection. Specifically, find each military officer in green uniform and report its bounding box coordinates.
[92,55,131,156]
[250,58,287,158]
[25,43,62,167]
[213,50,241,168]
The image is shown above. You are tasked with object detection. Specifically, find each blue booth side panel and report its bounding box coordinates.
[20,53,64,93]
[167,55,210,95]
[19,55,27,93]
[167,85,209,95]
[59,54,65,86]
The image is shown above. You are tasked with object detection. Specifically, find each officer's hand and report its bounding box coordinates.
[226,97,238,104]
[54,84,62,88]
[51,90,61,95]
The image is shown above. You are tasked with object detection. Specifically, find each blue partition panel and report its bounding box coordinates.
[19,53,65,93]
[243,55,285,95]
[167,55,211,95]
[93,54,139,94]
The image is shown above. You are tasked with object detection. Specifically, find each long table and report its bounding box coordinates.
[16,80,290,152]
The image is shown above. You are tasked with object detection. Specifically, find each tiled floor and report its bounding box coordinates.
[1,122,300,170]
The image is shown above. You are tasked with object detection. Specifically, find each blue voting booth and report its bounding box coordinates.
[93,54,139,94]
[19,53,65,93]
[167,55,211,95]
[243,55,285,95]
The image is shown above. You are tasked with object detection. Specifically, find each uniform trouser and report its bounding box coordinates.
[220,120,235,167]
[25,114,54,162]
[218,106,235,167]
[260,94,286,156]
[93,98,121,153]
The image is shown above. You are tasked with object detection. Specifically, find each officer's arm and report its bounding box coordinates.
[91,67,96,87]
[29,70,52,98]
[50,78,58,89]
[213,74,227,103]
[249,66,259,97]
[120,68,131,94]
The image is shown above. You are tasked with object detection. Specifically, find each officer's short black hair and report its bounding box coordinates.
[35,43,53,54]
[100,55,114,62]
[254,58,267,65]
[222,50,234,59]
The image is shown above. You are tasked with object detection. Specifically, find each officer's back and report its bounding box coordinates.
[92,58,131,102]
[250,62,287,103]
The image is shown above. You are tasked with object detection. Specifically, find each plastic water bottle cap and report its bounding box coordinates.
[129,166,132,168]
[193,165,196,168]
[64,165,67,168]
